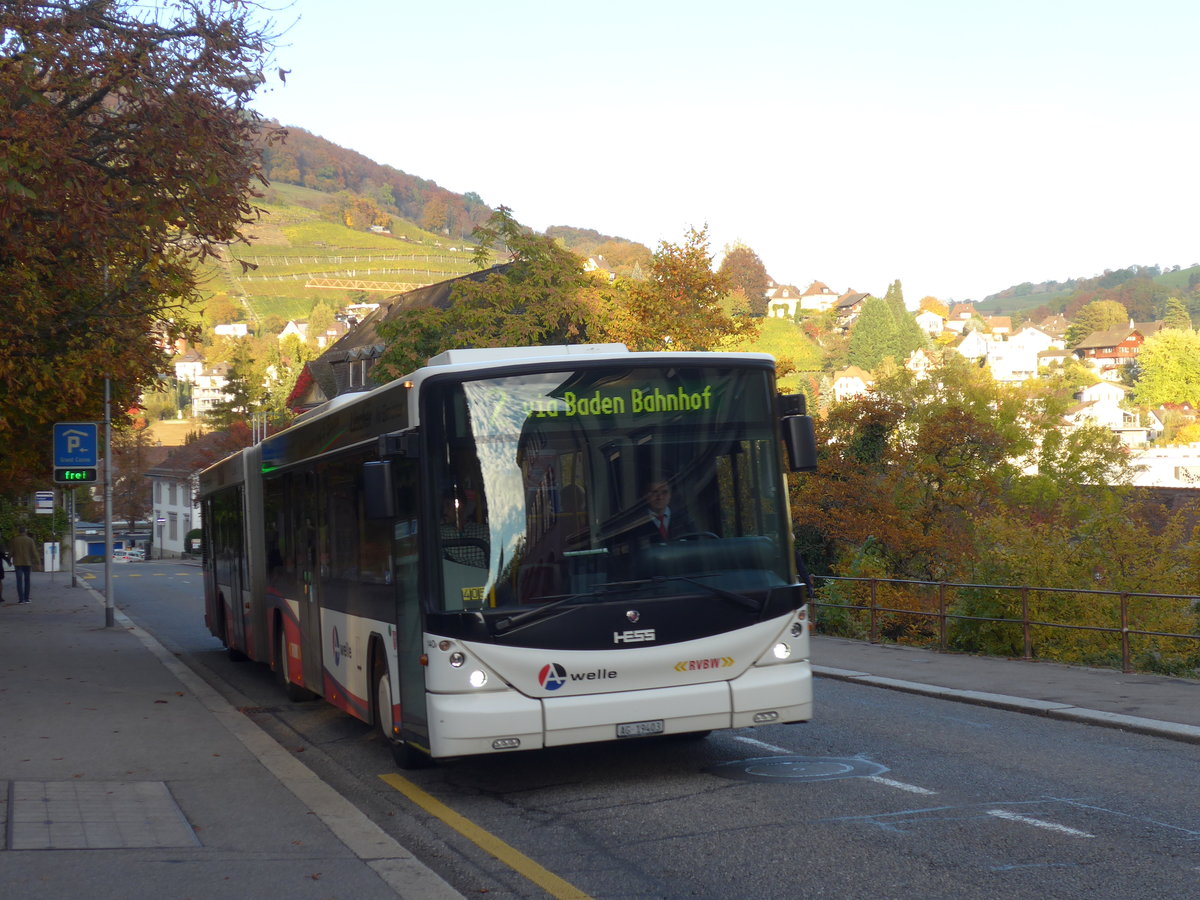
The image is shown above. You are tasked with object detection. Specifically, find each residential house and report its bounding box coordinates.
[583,256,616,281]
[944,303,976,334]
[144,432,240,557]
[1037,347,1073,369]
[172,347,204,383]
[1038,313,1070,341]
[831,366,873,403]
[213,323,249,338]
[1009,324,1060,355]
[799,281,840,313]
[905,348,935,380]
[766,284,805,318]
[1072,326,1147,381]
[914,308,945,336]
[834,291,870,329]
[278,320,309,342]
[987,341,1039,383]
[952,330,990,361]
[1063,381,1153,446]
[983,316,1012,337]
[190,364,231,416]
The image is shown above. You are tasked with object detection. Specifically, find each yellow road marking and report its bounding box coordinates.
[379,773,593,900]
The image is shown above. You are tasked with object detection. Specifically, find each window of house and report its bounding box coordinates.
[169,482,177,506]
[168,512,178,541]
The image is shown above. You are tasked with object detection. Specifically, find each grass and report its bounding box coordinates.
[730,317,825,392]
[188,192,493,325]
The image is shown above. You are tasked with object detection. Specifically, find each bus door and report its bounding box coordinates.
[297,470,324,690]
[392,458,428,743]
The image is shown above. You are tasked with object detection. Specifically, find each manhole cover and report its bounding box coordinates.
[709,756,888,783]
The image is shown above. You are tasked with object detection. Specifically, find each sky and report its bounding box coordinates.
[248,0,1200,304]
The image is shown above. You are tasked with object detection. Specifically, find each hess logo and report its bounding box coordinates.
[614,628,656,644]
[538,663,568,690]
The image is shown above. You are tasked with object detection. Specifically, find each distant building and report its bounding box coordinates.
[831,365,873,403]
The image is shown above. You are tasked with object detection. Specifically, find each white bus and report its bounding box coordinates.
[199,344,817,767]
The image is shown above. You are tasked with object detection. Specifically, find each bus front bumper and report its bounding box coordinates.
[425,661,811,758]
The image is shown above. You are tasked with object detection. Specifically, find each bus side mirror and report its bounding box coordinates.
[778,393,817,472]
[783,415,818,472]
[362,461,394,519]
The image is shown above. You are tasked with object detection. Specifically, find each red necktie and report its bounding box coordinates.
[657,515,668,538]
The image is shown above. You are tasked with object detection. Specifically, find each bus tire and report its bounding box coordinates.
[374,664,431,770]
[278,625,313,702]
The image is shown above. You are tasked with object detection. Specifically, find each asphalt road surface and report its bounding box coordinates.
[93,561,1200,900]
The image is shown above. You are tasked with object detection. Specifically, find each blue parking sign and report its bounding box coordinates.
[54,422,98,467]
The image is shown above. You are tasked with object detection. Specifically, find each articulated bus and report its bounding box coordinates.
[199,344,818,767]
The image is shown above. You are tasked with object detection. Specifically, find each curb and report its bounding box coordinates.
[813,665,1200,746]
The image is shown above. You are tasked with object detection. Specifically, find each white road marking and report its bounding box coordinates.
[987,809,1094,837]
[865,775,937,795]
[732,735,792,754]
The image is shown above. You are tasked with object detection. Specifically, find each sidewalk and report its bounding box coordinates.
[812,634,1200,744]
[0,571,460,900]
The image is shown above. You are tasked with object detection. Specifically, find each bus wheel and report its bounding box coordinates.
[277,626,313,702]
[374,665,431,770]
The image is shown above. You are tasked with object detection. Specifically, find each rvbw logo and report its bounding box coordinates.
[538,663,568,691]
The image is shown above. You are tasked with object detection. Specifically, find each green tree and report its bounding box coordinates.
[204,341,264,430]
[717,243,770,316]
[1162,296,1192,331]
[375,207,599,375]
[308,302,336,341]
[0,0,280,493]
[1132,329,1200,406]
[846,296,895,370]
[1065,300,1129,347]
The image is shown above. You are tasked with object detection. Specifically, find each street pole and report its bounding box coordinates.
[103,377,115,628]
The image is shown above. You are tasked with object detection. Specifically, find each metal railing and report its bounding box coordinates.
[811,575,1200,676]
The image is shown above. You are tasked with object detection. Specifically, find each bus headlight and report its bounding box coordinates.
[449,651,466,667]
[772,642,792,660]
[469,669,488,688]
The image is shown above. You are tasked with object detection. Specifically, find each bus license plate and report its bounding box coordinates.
[617,719,664,738]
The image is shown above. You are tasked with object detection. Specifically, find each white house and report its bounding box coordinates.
[799,281,840,313]
[832,366,873,403]
[914,309,945,336]
[213,323,249,338]
[766,284,804,318]
[953,330,990,361]
[190,364,230,416]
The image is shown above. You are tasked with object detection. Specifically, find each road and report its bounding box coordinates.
[93,560,1200,900]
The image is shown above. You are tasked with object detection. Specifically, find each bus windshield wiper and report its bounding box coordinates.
[646,575,763,614]
[491,587,610,634]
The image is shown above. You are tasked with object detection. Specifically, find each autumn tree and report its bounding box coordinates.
[0,0,281,493]
[598,225,756,351]
[717,243,770,316]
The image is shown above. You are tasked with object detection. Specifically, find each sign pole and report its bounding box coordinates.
[104,378,114,628]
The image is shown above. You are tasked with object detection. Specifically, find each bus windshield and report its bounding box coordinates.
[426,364,791,613]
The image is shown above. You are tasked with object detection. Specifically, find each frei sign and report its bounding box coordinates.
[53,422,99,484]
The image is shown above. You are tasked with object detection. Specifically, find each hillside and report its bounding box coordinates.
[197,182,489,325]
[978,263,1200,318]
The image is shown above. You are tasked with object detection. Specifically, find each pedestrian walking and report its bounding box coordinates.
[9,526,38,604]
